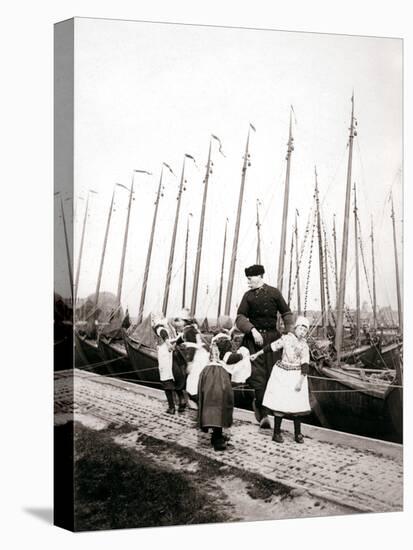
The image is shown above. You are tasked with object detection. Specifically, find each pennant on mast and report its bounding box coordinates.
[211,134,226,157]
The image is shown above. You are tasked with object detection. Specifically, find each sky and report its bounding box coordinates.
[55,17,403,320]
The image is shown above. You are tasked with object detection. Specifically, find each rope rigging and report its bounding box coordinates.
[303,209,317,316]
[356,216,375,313]
[289,202,316,307]
[322,228,336,328]
[320,216,338,302]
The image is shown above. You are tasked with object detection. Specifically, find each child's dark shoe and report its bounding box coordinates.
[272,433,284,443]
[213,437,227,451]
[295,434,304,444]
[259,416,271,430]
[166,407,176,415]
[178,403,187,413]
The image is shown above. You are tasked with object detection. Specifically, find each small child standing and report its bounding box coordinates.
[152,314,187,415]
[183,323,210,401]
[251,316,311,443]
[214,318,252,384]
[197,337,235,451]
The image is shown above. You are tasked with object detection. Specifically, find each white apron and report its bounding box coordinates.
[222,346,252,384]
[263,362,311,414]
[185,343,210,396]
[157,342,174,382]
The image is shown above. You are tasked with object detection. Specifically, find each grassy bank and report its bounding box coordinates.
[71,422,229,531]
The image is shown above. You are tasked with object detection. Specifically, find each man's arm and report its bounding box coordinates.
[235,292,254,333]
[236,291,263,347]
[274,289,294,333]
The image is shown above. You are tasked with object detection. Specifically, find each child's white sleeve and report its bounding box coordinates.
[270,336,285,352]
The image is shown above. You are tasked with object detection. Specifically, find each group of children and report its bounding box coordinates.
[153,310,312,451]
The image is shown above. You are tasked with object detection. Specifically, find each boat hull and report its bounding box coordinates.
[340,344,377,366]
[339,341,402,370]
[309,364,402,443]
[98,337,139,381]
[385,385,403,443]
[74,331,108,375]
[365,342,402,369]
[123,333,161,387]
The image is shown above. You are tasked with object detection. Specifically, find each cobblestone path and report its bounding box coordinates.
[55,370,403,513]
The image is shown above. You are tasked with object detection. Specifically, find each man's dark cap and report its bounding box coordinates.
[245,264,265,277]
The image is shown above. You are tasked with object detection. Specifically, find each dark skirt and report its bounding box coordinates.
[198,364,234,429]
[162,359,187,391]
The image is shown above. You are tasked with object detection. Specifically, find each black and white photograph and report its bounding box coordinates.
[53,15,404,532]
[3,1,411,547]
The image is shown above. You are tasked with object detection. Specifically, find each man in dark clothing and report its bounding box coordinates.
[236,264,293,429]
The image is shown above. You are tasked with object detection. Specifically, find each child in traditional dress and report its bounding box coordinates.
[250,316,311,444]
[182,321,210,401]
[197,338,235,451]
[214,316,252,384]
[152,314,187,415]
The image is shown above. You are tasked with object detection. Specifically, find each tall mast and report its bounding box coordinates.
[162,156,188,316]
[224,124,254,315]
[370,216,377,328]
[315,167,327,338]
[182,215,190,309]
[58,195,74,304]
[74,194,89,304]
[277,108,294,293]
[353,182,360,342]
[323,226,333,327]
[332,214,339,302]
[256,199,262,264]
[287,224,294,307]
[190,139,212,316]
[295,209,302,315]
[391,195,403,333]
[74,190,95,303]
[217,218,228,321]
[335,94,356,363]
[117,172,137,305]
[138,166,166,322]
[94,185,117,311]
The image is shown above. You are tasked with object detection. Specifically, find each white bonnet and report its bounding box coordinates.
[211,332,231,344]
[294,316,310,330]
[151,312,168,328]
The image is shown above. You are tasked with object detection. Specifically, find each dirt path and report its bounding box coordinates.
[55,370,403,521]
[76,412,355,523]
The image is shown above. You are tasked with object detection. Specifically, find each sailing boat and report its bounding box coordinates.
[54,192,74,371]
[123,154,196,386]
[96,169,162,382]
[90,182,134,379]
[123,130,256,393]
[334,184,402,368]
[73,188,110,374]
[308,96,403,442]
[75,172,147,377]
